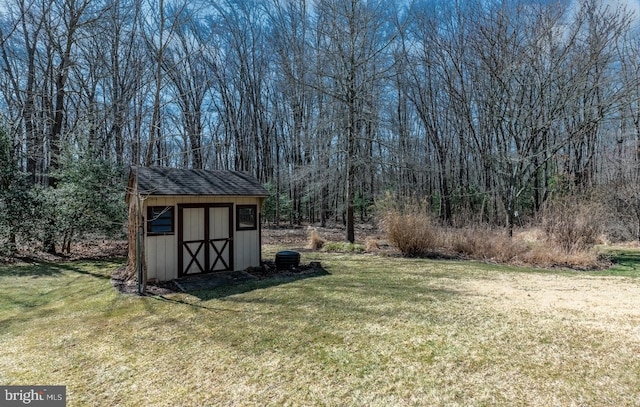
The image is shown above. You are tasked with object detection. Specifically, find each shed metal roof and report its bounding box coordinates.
[130,166,269,197]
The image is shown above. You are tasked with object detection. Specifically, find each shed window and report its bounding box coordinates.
[236,205,257,230]
[147,206,174,235]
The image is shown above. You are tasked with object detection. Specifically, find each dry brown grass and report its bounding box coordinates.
[446,227,529,262]
[307,228,326,250]
[364,236,380,251]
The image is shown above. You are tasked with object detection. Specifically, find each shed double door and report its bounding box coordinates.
[178,204,233,277]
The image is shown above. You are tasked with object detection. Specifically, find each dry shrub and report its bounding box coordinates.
[307,228,325,250]
[380,210,439,257]
[375,193,441,257]
[543,197,604,254]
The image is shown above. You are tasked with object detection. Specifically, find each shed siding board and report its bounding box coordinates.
[149,235,173,282]
[141,194,262,281]
[235,230,259,270]
[143,196,177,281]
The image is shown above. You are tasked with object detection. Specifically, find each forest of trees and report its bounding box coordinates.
[2,0,640,252]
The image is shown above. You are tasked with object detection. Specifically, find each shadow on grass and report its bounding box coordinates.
[53,261,115,280]
[0,262,65,277]
[152,268,331,303]
[0,260,116,279]
[603,250,640,277]
[0,260,121,333]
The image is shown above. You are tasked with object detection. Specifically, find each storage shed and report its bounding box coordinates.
[126,166,269,282]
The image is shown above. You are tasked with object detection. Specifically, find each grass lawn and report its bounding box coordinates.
[1,248,640,406]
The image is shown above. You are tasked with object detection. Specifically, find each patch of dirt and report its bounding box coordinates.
[261,223,381,245]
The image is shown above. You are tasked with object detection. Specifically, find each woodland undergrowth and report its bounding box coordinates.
[377,197,607,270]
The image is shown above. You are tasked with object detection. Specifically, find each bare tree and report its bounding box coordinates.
[102,0,144,165]
[314,0,397,242]
[162,4,212,169]
[0,0,50,183]
[142,0,184,166]
[43,0,105,186]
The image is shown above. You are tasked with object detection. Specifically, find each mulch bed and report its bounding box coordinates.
[111,260,326,296]
[110,266,180,296]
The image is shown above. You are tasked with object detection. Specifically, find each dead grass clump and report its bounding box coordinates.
[448,227,529,263]
[364,237,380,251]
[514,227,546,243]
[522,244,603,270]
[307,229,325,250]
